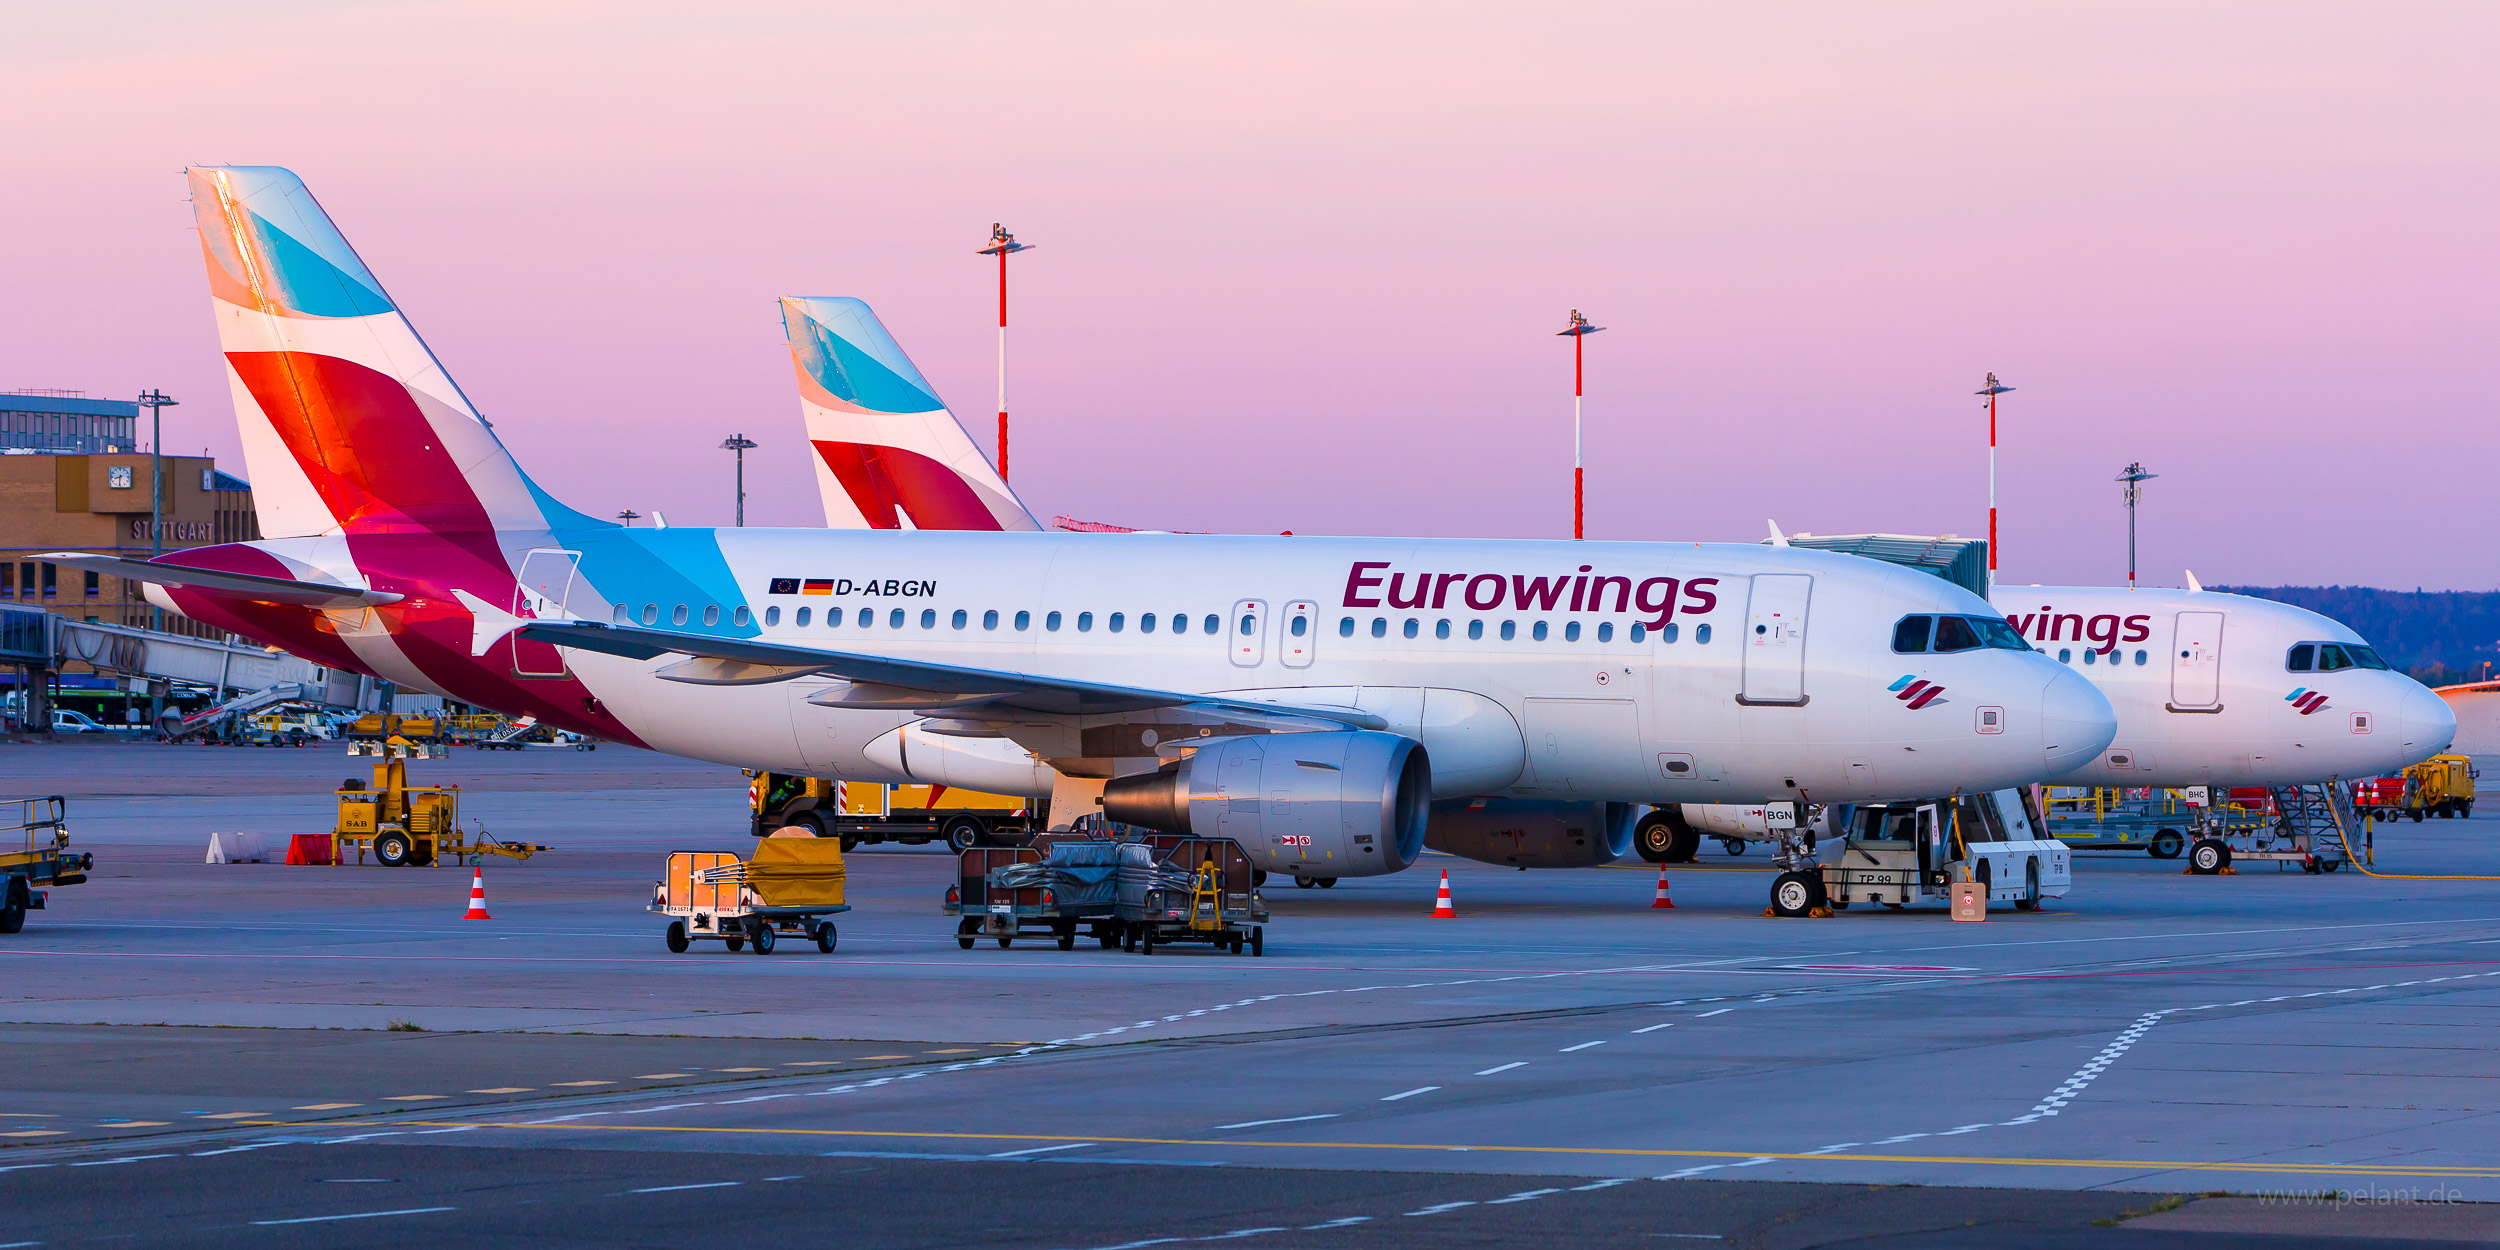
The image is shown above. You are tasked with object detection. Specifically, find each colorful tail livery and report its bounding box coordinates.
[779,296,1038,532]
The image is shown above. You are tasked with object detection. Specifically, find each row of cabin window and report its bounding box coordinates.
[2054,647,2151,666]
[613,603,1240,636]
[1336,616,1707,645]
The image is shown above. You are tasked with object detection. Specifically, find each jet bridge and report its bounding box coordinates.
[22,615,383,730]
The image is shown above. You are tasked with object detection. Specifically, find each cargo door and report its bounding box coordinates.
[1740,574,1812,705]
[511,549,580,678]
[2170,611,2224,710]
[1279,600,1317,668]
[1229,599,1267,667]
[1521,696,1645,794]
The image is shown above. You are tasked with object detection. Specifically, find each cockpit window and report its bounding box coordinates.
[1892,615,1933,653]
[1933,616,1982,653]
[2316,644,2355,672]
[1970,616,2030,651]
[2350,646,2390,670]
[2286,643,2315,672]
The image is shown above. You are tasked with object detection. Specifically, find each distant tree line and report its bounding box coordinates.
[2216,585,2500,687]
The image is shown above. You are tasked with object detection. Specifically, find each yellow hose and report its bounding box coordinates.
[2328,797,2500,881]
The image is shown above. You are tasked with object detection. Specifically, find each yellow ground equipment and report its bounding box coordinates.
[347,712,440,743]
[332,748,546,867]
[747,771,1042,852]
[2400,755,2476,821]
[3,796,91,936]
[650,840,849,955]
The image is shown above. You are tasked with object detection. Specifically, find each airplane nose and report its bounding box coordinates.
[2040,667,2118,776]
[2398,681,2457,759]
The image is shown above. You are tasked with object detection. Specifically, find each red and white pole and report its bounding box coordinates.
[1558,310,1604,540]
[979,225,1032,482]
[1977,373,2013,580]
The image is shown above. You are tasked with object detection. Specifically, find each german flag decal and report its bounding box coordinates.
[801,579,835,595]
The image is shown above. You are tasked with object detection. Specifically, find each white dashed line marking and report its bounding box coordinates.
[1696,1008,1733,1018]
[1633,1022,1676,1033]
[1213,1114,1337,1130]
[990,1143,1094,1158]
[1559,1041,1607,1053]
[1380,1086,1440,1102]
[1475,1062,1527,1076]
[626,1182,740,1194]
[252,1206,456,1225]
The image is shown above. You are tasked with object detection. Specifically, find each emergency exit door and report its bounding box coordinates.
[2169,610,2224,710]
[1740,574,1812,705]
[511,549,580,678]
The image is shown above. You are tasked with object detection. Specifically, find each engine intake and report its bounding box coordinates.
[1426,798,1636,868]
[1100,731,1430,875]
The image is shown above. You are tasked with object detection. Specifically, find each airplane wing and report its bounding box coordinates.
[35,552,405,608]
[515,618,1387,729]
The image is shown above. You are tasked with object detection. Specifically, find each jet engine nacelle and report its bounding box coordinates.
[1426,799,1636,869]
[1099,731,1429,877]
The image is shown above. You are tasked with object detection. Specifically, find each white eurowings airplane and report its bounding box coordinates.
[38,167,2115,887]
[776,301,2452,866]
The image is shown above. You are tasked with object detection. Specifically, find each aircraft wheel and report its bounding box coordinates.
[2189,839,2230,875]
[665,921,689,953]
[1635,810,1697,863]
[1293,876,1315,889]
[1252,869,1268,886]
[1317,877,1337,889]
[1770,871,1817,918]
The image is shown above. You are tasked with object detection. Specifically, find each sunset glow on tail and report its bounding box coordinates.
[779,296,1038,532]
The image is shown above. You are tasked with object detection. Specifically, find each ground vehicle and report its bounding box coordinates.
[49,710,105,734]
[2,796,91,934]
[651,842,848,954]
[333,748,545,867]
[946,840,1121,950]
[748,772,1041,852]
[347,713,440,742]
[1114,837,1268,955]
[2353,776,2408,823]
[1808,790,2072,916]
[2043,787,2196,858]
[2400,754,2475,820]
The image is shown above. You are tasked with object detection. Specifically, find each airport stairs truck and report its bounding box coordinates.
[2,797,90,935]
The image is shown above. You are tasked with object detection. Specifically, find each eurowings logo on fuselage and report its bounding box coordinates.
[2286,687,2329,715]
[1889,675,1947,709]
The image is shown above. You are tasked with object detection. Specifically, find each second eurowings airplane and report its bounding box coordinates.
[779,296,2453,808]
[50,167,2112,884]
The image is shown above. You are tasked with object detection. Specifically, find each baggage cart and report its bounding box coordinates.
[2,796,90,936]
[1114,837,1268,956]
[650,841,850,955]
[945,839,1122,950]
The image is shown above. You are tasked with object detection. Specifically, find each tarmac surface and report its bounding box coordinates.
[3,738,2496,1247]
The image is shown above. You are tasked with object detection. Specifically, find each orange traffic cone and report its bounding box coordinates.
[1650,866,1676,909]
[461,868,493,920]
[1430,869,1457,918]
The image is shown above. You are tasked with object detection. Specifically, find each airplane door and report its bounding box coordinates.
[1229,599,1267,668]
[1740,574,1812,705]
[511,549,580,678]
[1279,600,1317,669]
[2170,611,2224,710]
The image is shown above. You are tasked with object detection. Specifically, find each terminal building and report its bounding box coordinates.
[0,391,259,635]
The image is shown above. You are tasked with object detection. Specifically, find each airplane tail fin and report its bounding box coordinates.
[779,296,1039,531]
[186,166,582,541]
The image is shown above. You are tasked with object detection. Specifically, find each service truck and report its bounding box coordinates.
[747,771,1043,851]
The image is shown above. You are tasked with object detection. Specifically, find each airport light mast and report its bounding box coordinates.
[616,509,640,527]
[976,224,1032,483]
[136,388,178,633]
[1975,373,2012,581]
[719,433,757,526]
[2116,461,2157,591]
[1557,310,1605,539]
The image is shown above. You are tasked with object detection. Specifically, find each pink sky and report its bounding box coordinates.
[6,2,2495,588]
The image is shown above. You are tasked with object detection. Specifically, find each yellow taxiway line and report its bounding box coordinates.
[300,1121,2500,1181]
